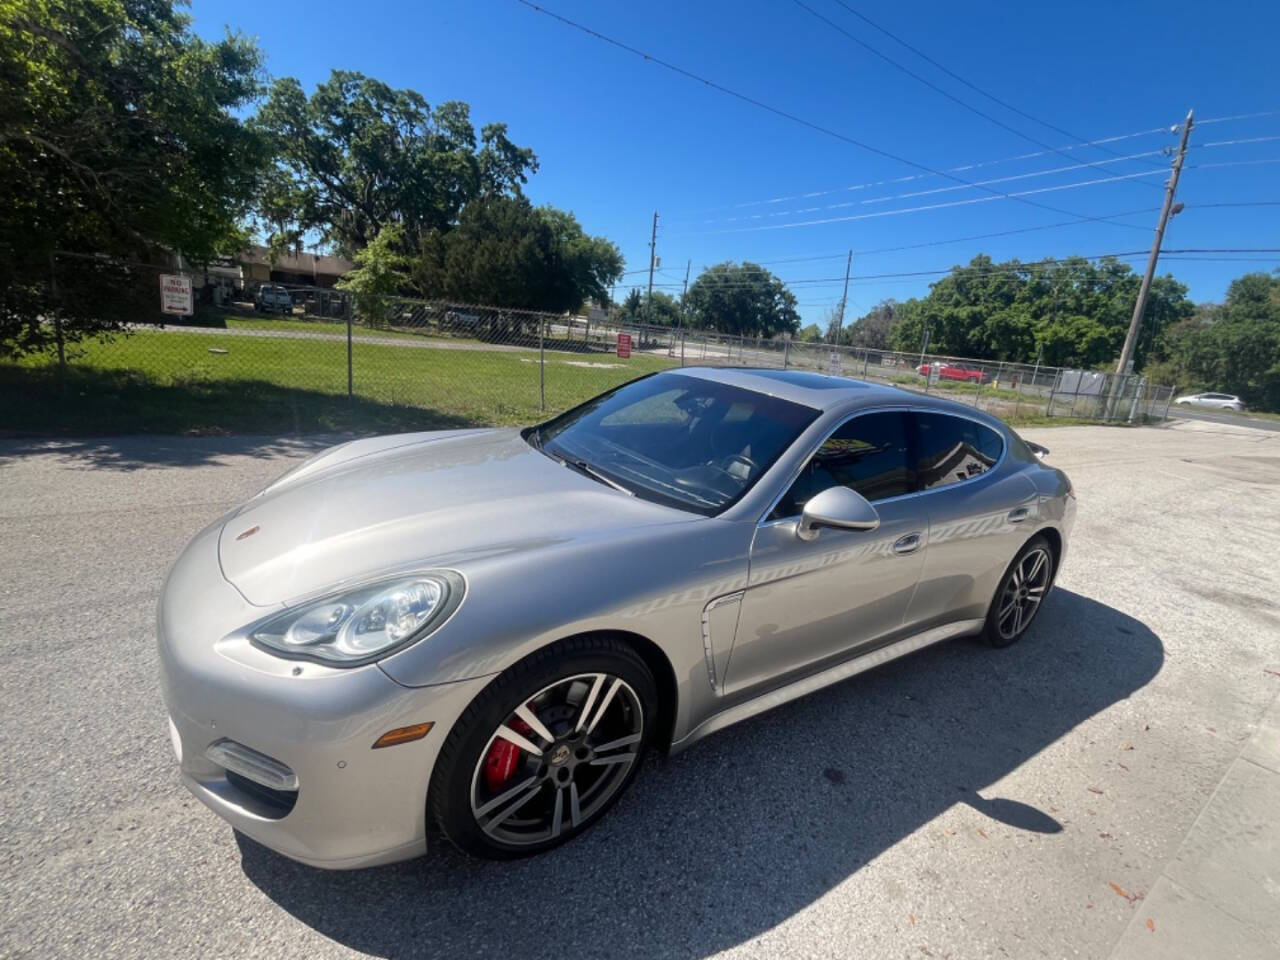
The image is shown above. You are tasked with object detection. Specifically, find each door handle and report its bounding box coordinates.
[892,533,922,555]
[1007,506,1030,523]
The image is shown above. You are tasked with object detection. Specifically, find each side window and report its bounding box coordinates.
[771,412,913,519]
[916,413,1003,491]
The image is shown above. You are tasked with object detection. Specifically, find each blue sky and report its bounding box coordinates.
[191,0,1279,325]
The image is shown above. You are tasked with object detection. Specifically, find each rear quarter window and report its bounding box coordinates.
[916,413,1004,491]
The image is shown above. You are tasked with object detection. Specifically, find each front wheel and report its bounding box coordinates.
[984,535,1055,648]
[429,636,657,859]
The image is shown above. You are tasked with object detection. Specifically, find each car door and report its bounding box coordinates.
[722,410,928,696]
[901,412,1039,632]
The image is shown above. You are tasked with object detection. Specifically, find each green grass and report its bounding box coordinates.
[2,329,676,435]
[226,315,427,341]
[0,327,1168,437]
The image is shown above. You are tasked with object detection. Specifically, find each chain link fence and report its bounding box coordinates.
[10,261,1177,434]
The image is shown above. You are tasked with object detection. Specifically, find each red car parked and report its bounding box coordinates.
[916,361,990,384]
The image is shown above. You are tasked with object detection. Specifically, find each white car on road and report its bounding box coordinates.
[1174,392,1245,412]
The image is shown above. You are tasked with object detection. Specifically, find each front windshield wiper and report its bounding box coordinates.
[561,457,634,496]
[533,436,634,496]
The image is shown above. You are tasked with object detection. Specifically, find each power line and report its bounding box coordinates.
[676,124,1173,216]
[822,0,1173,174]
[792,0,1165,189]
[683,149,1170,226]
[515,0,1163,233]
[677,168,1172,236]
[671,135,1262,227]
[1196,110,1280,125]
[622,248,1280,293]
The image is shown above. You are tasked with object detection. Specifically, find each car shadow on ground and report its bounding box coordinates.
[237,588,1162,960]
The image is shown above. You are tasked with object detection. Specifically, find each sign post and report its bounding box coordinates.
[616,332,632,359]
[160,274,193,316]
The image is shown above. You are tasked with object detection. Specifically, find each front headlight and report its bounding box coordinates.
[249,572,463,665]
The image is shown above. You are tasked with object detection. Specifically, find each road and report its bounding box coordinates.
[1168,406,1280,433]
[1,420,1278,959]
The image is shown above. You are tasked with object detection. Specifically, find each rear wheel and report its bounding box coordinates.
[984,535,1055,648]
[429,636,657,859]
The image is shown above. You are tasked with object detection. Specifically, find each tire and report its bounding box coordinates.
[429,636,658,859]
[983,535,1055,648]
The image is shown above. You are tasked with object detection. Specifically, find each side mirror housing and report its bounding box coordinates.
[797,486,881,541]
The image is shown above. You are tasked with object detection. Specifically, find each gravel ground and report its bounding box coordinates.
[1,420,1277,960]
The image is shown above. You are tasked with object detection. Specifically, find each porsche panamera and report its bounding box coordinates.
[158,367,1074,865]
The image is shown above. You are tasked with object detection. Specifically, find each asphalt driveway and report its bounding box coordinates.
[1,420,1277,959]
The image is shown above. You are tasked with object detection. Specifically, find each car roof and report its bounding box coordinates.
[670,366,995,419]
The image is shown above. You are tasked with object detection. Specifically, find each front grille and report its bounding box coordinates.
[226,770,298,816]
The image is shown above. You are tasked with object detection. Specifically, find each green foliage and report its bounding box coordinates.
[797,323,824,343]
[336,225,412,328]
[1160,272,1280,410]
[846,300,897,348]
[684,262,800,338]
[0,0,267,359]
[617,289,682,326]
[252,70,537,257]
[885,255,1192,369]
[414,196,622,313]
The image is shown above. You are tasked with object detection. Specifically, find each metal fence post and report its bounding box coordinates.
[782,338,790,369]
[1045,371,1057,417]
[345,295,353,398]
[1128,377,1145,424]
[539,317,545,411]
[1163,384,1177,421]
[680,330,685,366]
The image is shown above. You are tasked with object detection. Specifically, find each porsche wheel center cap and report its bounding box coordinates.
[550,744,571,766]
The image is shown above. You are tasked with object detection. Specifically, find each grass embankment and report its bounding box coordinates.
[2,328,675,435]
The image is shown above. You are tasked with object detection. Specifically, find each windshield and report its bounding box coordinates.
[532,372,820,515]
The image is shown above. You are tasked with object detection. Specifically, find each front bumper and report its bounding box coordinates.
[157,521,492,869]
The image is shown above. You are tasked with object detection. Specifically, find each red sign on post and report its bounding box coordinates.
[616,333,632,358]
[159,274,193,316]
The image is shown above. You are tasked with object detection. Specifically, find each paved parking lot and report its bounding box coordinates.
[1,419,1277,959]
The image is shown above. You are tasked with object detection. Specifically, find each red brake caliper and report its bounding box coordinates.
[484,715,534,792]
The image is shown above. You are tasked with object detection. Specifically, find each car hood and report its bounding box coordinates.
[218,428,695,605]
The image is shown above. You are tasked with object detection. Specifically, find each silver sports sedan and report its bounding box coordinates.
[158,368,1075,866]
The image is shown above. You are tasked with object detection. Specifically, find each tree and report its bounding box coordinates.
[847,300,897,349]
[684,262,799,338]
[336,225,412,328]
[885,255,1192,369]
[797,323,824,343]
[617,289,681,326]
[253,71,536,257]
[1160,272,1280,410]
[414,195,622,314]
[0,0,268,360]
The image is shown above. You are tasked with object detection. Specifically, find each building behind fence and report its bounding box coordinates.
[23,264,1179,430]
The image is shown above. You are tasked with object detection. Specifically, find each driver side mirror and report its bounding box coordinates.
[797,486,881,541]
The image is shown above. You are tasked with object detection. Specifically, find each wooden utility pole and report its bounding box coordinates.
[645,211,658,326]
[676,258,691,330]
[833,249,853,344]
[1115,110,1194,380]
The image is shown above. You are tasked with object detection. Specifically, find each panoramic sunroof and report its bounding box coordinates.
[746,369,868,390]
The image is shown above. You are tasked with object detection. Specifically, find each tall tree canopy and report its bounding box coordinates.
[886,255,1192,370]
[684,262,800,338]
[414,196,622,313]
[1158,271,1280,410]
[617,289,682,326]
[253,71,537,257]
[0,0,267,358]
